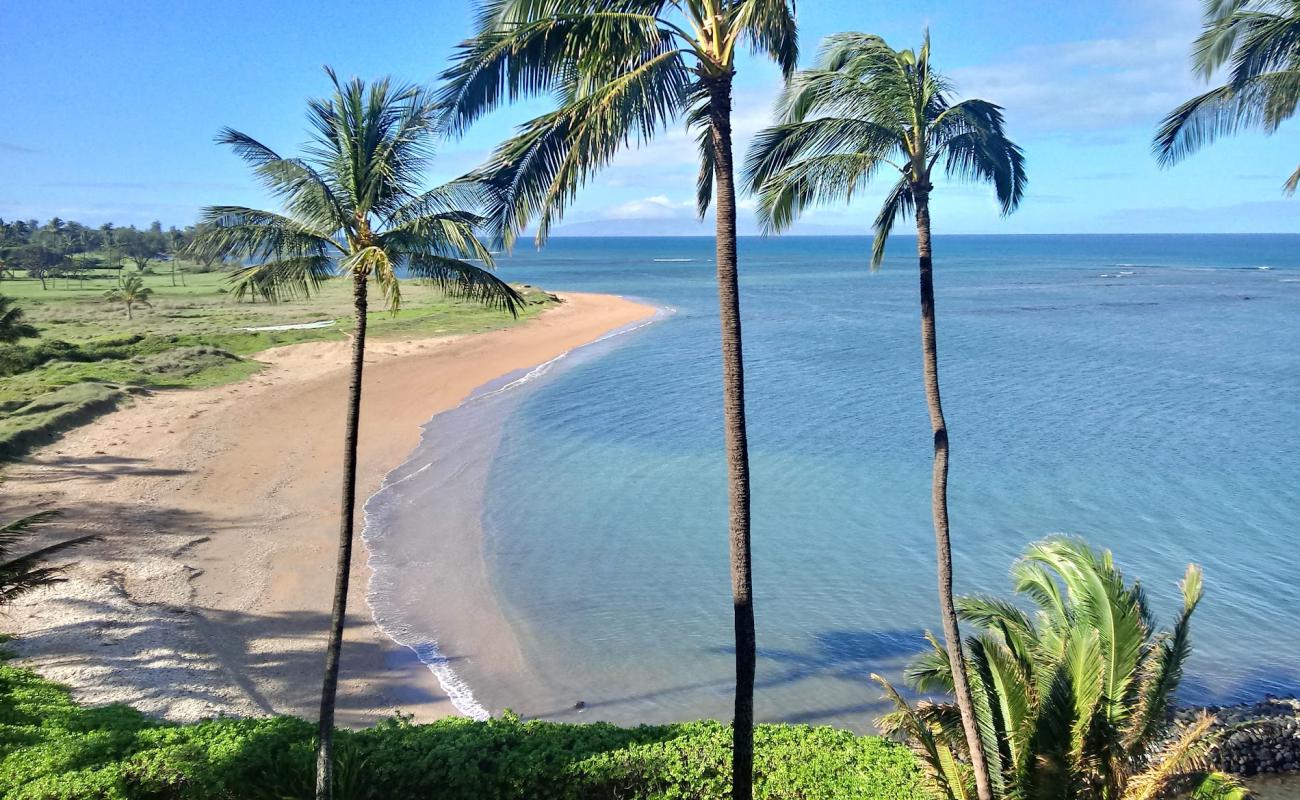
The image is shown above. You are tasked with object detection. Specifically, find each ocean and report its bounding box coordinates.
[364,234,1300,734]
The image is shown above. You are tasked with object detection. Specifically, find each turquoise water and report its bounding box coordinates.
[373,235,1300,732]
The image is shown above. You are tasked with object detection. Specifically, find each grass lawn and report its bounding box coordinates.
[0,265,555,460]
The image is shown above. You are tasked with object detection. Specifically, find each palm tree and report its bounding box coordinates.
[874,537,1248,800]
[103,274,153,320]
[1,510,97,606]
[438,4,796,797]
[0,295,39,342]
[745,33,1025,800]
[1155,0,1300,192]
[190,68,520,800]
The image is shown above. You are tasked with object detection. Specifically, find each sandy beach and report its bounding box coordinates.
[0,291,655,725]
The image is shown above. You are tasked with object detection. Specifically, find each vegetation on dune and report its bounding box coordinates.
[440,3,799,797]
[746,32,1025,800]
[876,538,1246,800]
[0,660,924,800]
[188,67,521,800]
[1155,0,1300,192]
[0,267,553,462]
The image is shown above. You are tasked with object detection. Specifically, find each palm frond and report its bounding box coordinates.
[871,177,914,269]
[755,152,886,234]
[1121,714,1220,800]
[229,256,339,303]
[1155,70,1300,164]
[472,46,690,246]
[874,674,967,800]
[931,100,1026,215]
[907,631,957,694]
[731,0,799,78]
[1193,1,1257,77]
[0,296,39,343]
[438,7,676,135]
[745,117,903,199]
[1124,564,1203,756]
[1227,10,1300,85]
[405,254,523,316]
[215,128,351,234]
[0,510,62,559]
[1285,163,1300,193]
[687,93,716,218]
[193,206,341,263]
[0,508,96,606]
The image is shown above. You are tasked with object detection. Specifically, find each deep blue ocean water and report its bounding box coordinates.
[372,234,1300,732]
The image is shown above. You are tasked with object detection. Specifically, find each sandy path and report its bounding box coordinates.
[0,292,655,725]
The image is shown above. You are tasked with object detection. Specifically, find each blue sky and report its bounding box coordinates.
[3,0,1298,234]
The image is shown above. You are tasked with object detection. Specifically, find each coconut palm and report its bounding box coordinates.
[873,537,1248,800]
[438,4,797,796]
[190,68,521,800]
[1,510,96,607]
[0,295,38,342]
[745,32,1024,800]
[1155,0,1300,192]
[103,274,153,320]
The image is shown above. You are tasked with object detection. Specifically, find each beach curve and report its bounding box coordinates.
[0,291,656,726]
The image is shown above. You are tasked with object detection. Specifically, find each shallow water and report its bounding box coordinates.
[369,235,1300,733]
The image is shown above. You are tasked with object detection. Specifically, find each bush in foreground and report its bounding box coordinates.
[0,663,923,799]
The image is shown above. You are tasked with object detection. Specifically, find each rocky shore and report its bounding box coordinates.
[1180,698,1300,776]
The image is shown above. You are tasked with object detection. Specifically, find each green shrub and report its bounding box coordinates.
[0,664,923,799]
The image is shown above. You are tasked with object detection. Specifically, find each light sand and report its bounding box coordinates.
[0,292,655,725]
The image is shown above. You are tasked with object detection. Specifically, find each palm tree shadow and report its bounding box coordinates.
[709,628,928,690]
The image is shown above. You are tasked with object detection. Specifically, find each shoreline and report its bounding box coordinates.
[361,307,666,721]
[0,291,657,725]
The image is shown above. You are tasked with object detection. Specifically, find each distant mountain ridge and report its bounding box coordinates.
[546,217,863,237]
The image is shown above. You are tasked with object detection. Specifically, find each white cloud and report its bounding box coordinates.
[949,7,1205,134]
[604,194,695,219]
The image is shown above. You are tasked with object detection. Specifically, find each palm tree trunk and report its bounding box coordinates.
[913,189,994,800]
[707,72,756,800]
[315,270,368,800]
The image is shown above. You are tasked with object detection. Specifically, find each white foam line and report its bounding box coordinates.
[360,301,670,720]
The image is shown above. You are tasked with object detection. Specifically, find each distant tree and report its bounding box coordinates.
[166,227,187,286]
[103,274,153,319]
[1155,0,1300,192]
[747,33,1025,800]
[0,295,38,342]
[117,227,167,273]
[0,510,97,607]
[190,69,519,800]
[182,223,233,273]
[8,244,66,289]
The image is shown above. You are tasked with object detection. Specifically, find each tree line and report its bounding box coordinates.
[0,217,236,289]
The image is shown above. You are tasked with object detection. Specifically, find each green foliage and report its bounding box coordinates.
[438,0,798,247]
[103,275,154,320]
[190,68,520,316]
[1155,0,1300,193]
[0,662,924,800]
[875,537,1247,800]
[0,272,555,461]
